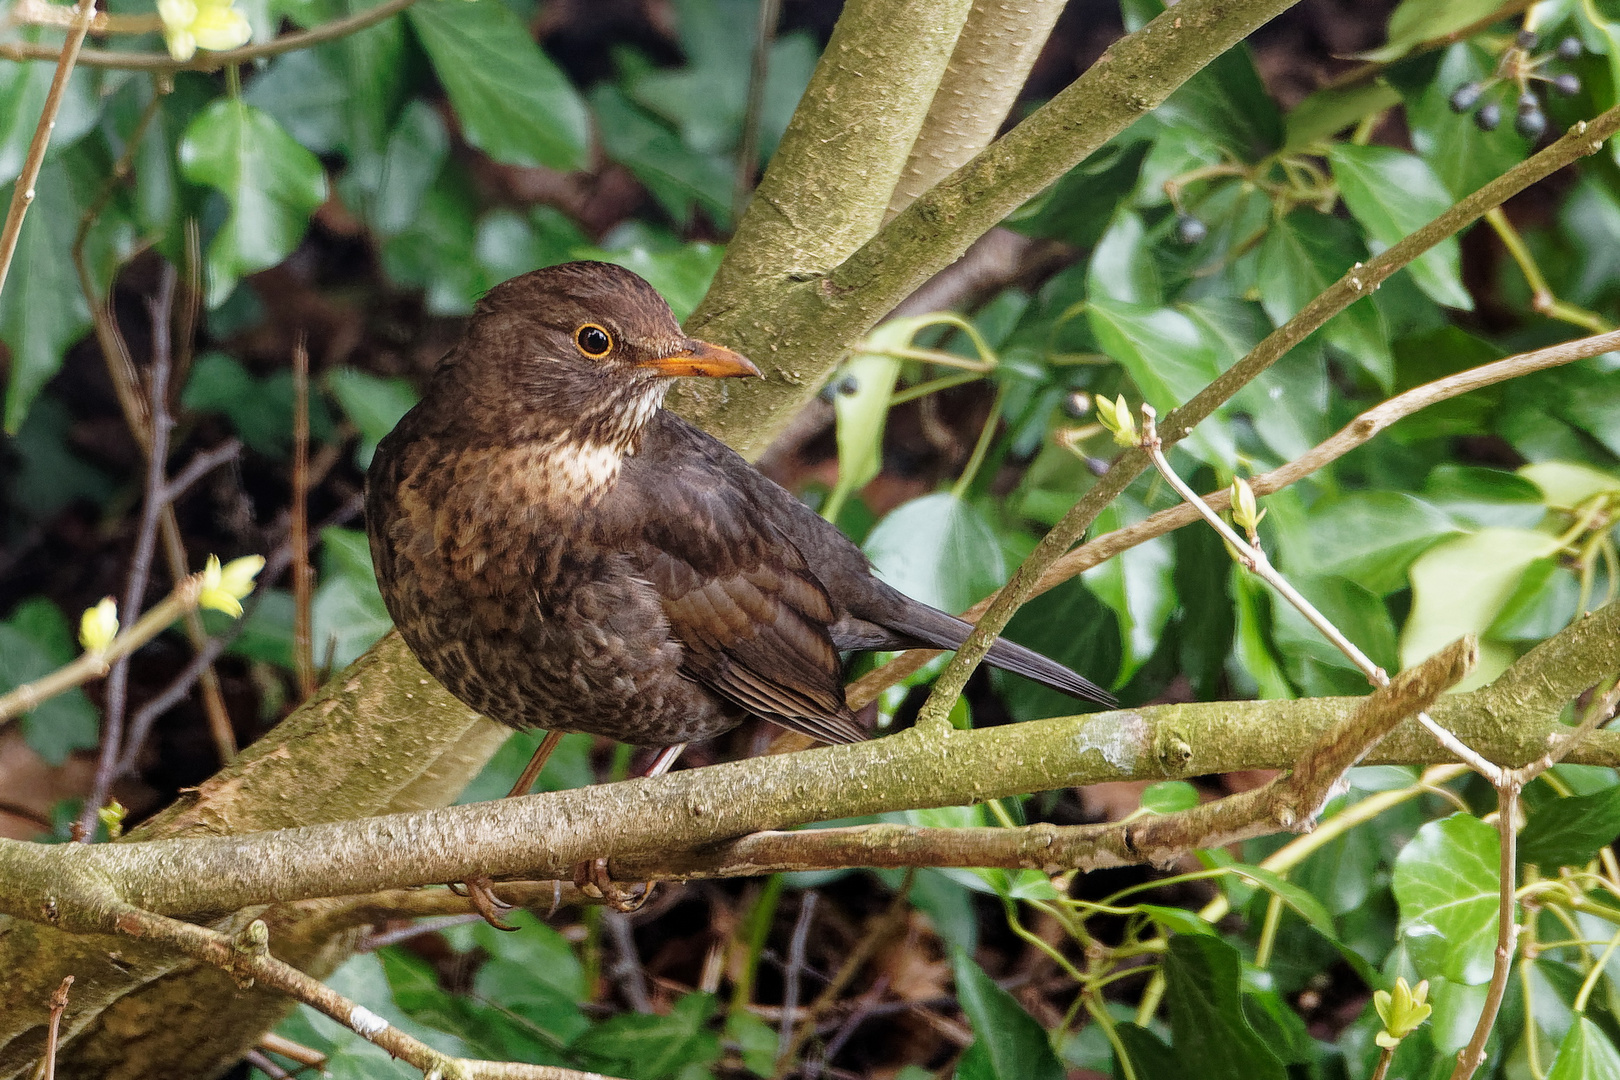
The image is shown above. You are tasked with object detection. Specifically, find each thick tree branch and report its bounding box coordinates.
[886,0,1069,217]
[680,0,1306,454]
[0,603,1614,931]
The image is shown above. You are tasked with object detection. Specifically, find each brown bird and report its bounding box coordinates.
[367,261,1111,911]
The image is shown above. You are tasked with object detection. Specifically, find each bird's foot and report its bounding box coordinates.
[451,875,519,930]
[573,857,653,913]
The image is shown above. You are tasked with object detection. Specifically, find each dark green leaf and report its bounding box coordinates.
[1371,0,1505,62]
[573,992,721,1079]
[0,42,102,185]
[1154,44,1281,160]
[1407,43,1528,200]
[0,159,98,432]
[1422,465,1547,529]
[347,100,450,240]
[864,493,1006,617]
[1329,143,1472,310]
[951,948,1065,1080]
[0,598,98,765]
[178,100,328,306]
[1284,80,1402,150]
[1010,138,1150,247]
[1393,813,1501,984]
[1086,297,1229,464]
[1142,780,1199,814]
[1521,786,1620,870]
[1547,1016,1620,1079]
[590,84,731,228]
[325,368,418,469]
[243,50,348,155]
[1286,492,1459,595]
[408,0,589,171]
[312,527,391,669]
[1112,1021,1179,1079]
[1088,210,1160,305]
[1162,935,1288,1080]
[1256,210,1391,387]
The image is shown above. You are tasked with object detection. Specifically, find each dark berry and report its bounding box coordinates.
[1558,35,1583,60]
[1062,391,1090,419]
[1516,106,1547,140]
[1516,29,1539,50]
[1553,72,1581,96]
[1475,102,1502,131]
[1449,82,1483,113]
[1518,90,1541,113]
[1175,214,1208,245]
[836,374,860,396]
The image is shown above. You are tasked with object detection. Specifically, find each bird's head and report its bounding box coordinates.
[441,261,758,450]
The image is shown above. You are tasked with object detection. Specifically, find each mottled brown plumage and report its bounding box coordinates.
[365,261,1110,753]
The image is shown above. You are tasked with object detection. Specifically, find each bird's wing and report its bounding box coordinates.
[606,439,866,745]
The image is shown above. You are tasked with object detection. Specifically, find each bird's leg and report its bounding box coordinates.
[575,743,688,912]
[458,730,567,930]
[508,729,565,798]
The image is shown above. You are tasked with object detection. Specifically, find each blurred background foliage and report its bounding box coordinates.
[4,0,1620,1076]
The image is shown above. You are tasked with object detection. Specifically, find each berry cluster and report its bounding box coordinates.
[1449,31,1583,140]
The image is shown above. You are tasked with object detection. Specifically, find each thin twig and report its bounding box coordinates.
[1451,782,1522,1080]
[116,491,362,777]
[0,0,96,300]
[1450,678,1620,1080]
[357,913,486,953]
[733,0,781,221]
[777,892,819,1067]
[36,975,72,1080]
[603,912,652,1014]
[806,974,889,1080]
[108,904,625,1080]
[79,265,179,842]
[241,1050,293,1080]
[161,439,241,504]
[0,0,419,69]
[1138,404,1504,782]
[0,577,205,725]
[849,325,1620,707]
[902,109,1620,730]
[292,336,315,700]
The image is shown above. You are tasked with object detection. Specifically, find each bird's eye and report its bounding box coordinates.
[575,324,613,358]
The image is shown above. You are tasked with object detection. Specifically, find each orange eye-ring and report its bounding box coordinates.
[575,324,613,358]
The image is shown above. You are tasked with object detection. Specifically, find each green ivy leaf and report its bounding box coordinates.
[1286,492,1459,595]
[408,0,589,171]
[0,43,102,185]
[0,162,88,433]
[325,368,418,469]
[0,598,99,766]
[864,493,1006,617]
[1086,297,1229,464]
[1162,935,1289,1080]
[1407,43,1528,201]
[590,84,732,228]
[1283,80,1402,151]
[1393,813,1501,985]
[1256,210,1391,388]
[951,948,1065,1080]
[1400,527,1562,680]
[178,100,329,307]
[1520,786,1620,870]
[573,992,722,1079]
[1329,143,1472,310]
[311,527,391,669]
[1368,0,1505,62]
[1547,1016,1620,1079]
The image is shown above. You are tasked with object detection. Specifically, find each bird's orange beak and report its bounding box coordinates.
[640,340,760,379]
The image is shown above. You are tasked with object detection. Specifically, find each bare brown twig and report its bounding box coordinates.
[848,325,1620,708]
[78,265,180,842]
[0,0,96,299]
[34,975,72,1080]
[107,905,624,1080]
[0,0,420,70]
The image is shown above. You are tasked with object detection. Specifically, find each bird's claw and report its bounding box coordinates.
[573,857,653,913]
[453,875,519,930]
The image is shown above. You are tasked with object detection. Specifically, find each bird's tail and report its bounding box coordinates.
[858,592,1117,707]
